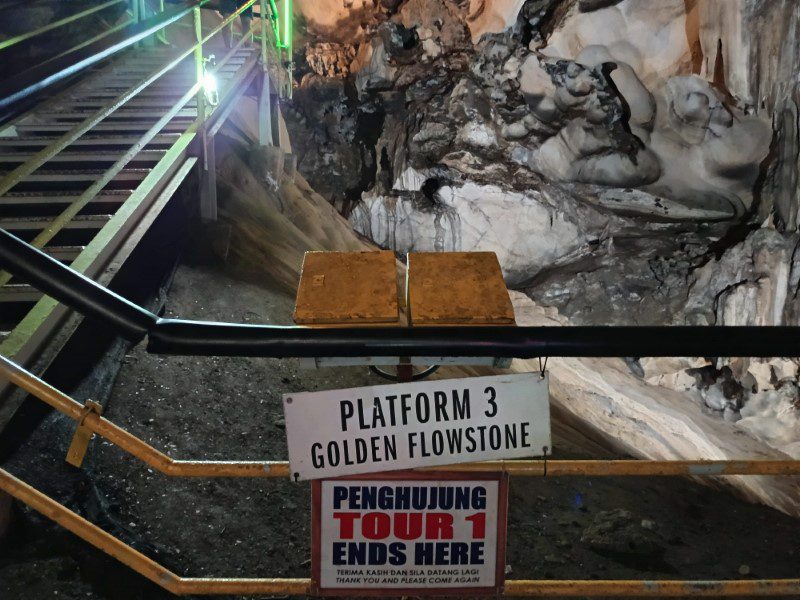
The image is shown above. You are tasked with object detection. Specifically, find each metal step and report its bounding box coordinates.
[0,284,42,303]
[74,91,191,100]
[92,63,244,81]
[0,214,111,231]
[60,98,199,109]
[0,149,167,166]
[43,245,84,261]
[13,121,193,134]
[0,134,180,148]
[34,109,198,121]
[79,69,245,92]
[0,170,149,183]
[0,192,130,206]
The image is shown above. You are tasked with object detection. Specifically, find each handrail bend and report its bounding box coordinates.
[2,228,800,359]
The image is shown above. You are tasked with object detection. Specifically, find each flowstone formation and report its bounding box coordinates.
[286,0,800,473]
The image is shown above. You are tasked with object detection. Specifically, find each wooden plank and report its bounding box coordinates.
[407,252,515,326]
[293,251,400,325]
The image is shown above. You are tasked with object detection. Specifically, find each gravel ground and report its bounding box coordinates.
[4,247,800,600]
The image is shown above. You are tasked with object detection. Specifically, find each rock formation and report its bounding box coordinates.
[288,0,800,513]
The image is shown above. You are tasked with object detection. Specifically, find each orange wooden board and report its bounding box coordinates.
[293,251,400,325]
[407,252,515,326]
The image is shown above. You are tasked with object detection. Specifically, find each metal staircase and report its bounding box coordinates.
[0,0,290,410]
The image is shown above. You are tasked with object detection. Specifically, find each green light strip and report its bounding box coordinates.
[267,0,289,49]
[283,0,291,52]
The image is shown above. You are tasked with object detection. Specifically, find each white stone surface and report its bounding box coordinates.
[393,167,428,192]
[697,0,800,111]
[542,0,692,86]
[738,386,800,459]
[506,291,800,517]
[517,51,771,214]
[641,357,708,393]
[687,228,799,327]
[465,0,526,43]
[350,182,613,284]
[518,55,559,121]
[576,45,656,132]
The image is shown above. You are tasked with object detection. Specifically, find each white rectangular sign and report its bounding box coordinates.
[312,473,508,595]
[283,373,550,480]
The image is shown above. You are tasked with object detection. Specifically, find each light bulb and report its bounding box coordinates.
[202,71,218,94]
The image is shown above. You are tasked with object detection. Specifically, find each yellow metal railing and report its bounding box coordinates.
[3,352,800,596]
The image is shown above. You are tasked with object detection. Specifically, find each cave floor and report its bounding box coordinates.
[2,241,800,600]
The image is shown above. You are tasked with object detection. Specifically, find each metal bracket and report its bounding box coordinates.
[538,356,548,378]
[66,400,103,468]
[541,446,549,477]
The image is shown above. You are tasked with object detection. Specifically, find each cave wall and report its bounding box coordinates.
[283,0,800,468]
[0,0,128,78]
[287,0,788,275]
[287,0,797,281]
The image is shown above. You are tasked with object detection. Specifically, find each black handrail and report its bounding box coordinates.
[1,228,799,358]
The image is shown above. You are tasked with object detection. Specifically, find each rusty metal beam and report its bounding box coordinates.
[502,580,800,596]
[3,353,800,596]
[0,313,284,478]
[3,353,800,480]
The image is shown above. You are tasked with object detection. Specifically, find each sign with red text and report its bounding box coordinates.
[312,472,508,596]
[283,373,550,480]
